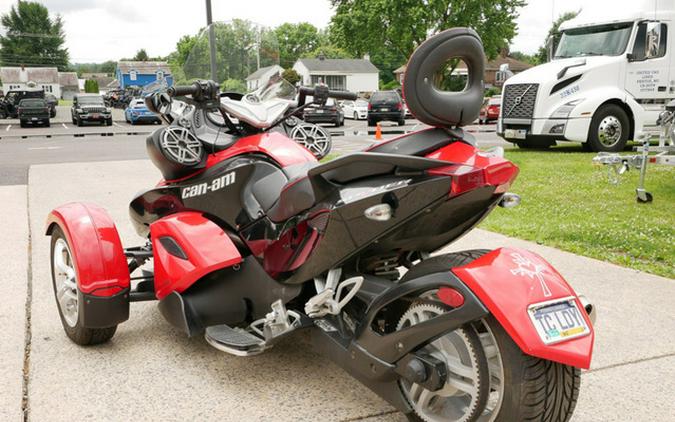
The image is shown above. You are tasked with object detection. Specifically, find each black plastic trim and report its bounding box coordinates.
[80,288,130,328]
[550,74,582,95]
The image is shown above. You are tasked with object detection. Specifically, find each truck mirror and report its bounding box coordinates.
[644,22,662,59]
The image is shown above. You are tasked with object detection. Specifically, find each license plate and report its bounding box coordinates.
[31,117,37,121]
[315,109,323,113]
[528,297,590,345]
[381,108,389,112]
[504,128,527,139]
[92,113,100,118]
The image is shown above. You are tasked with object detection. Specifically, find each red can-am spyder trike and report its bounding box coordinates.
[47,28,595,421]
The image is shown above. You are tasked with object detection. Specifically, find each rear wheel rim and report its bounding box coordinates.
[397,300,505,422]
[597,115,622,147]
[53,238,78,327]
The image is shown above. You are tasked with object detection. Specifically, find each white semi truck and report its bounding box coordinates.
[498,2,675,152]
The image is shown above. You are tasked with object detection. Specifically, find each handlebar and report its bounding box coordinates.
[298,86,357,106]
[167,83,201,98]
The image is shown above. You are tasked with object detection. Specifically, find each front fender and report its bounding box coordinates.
[453,247,594,369]
[45,202,130,296]
[151,212,242,300]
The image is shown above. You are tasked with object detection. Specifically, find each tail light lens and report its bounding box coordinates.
[395,102,402,110]
[428,161,518,196]
[368,103,372,110]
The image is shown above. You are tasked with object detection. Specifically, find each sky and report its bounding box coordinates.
[0,0,662,63]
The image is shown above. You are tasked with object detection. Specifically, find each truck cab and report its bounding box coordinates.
[498,3,675,152]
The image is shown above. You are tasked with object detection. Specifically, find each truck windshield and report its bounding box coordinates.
[554,22,633,58]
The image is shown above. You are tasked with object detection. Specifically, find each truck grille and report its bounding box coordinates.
[502,83,539,119]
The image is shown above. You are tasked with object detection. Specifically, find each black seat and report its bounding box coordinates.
[367,127,473,156]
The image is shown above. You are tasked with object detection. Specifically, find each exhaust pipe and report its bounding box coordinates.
[578,295,596,325]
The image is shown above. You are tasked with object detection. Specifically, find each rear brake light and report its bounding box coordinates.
[368,103,372,110]
[428,160,518,196]
[395,102,402,110]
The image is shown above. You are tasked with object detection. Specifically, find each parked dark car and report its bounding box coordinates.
[45,93,58,118]
[367,90,405,126]
[0,87,44,118]
[71,94,112,126]
[18,98,50,127]
[303,98,344,127]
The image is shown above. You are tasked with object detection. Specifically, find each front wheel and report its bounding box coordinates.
[50,226,117,345]
[587,104,630,152]
[398,252,581,422]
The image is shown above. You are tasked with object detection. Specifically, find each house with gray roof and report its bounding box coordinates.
[245,64,283,91]
[58,72,79,100]
[292,57,379,93]
[1,66,61,97]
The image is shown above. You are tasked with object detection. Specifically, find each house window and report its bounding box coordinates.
[310,75,346,91]
[157,70,164,80]
[129,70,137,81]
[41,85,53,92]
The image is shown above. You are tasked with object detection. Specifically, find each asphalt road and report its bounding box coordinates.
[0,117,505,185]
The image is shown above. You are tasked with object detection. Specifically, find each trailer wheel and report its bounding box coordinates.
[50,226,117,345]
[588,104,630,152]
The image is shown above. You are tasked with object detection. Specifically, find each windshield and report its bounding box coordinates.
[79,96,104,105]
[19,99,44,107]
[255,73,296,101]
[555,22,633,58]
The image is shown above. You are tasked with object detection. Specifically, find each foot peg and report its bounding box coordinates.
[205,300,302,356]
[305,276,364,318]
[205,325,266,356]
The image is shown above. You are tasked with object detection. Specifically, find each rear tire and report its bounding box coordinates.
[398,118,405,126]
[368,118,376,127]
[50,226,117,345]
[400,251,581,422]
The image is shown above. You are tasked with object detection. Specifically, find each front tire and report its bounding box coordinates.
[587,104,630,152]
[50,226,117,345]
[398,251,581,422]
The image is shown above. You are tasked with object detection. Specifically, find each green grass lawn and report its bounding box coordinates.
[481,146,675,279]
[58,99,72,106]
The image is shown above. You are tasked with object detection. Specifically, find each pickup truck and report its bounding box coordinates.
[18,98,50,128]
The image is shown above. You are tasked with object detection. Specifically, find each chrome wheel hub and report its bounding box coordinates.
[597,115,622,147]
[53,238,78,327]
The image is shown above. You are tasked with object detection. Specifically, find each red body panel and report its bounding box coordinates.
[150,212,242,299]
[453,247,594,369]
[160,131,317,185]
[45,203,130,296]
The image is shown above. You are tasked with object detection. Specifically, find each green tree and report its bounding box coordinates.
[221,78,247,93]
[509,50,537,65]
[84,79,99,93]
[0,1,69,70]
[274,22,323,68]
[535,10,580,64]
[282,68,301,85]
[306,45,353,59]
[330,0,525,83]
[133,48,149,61]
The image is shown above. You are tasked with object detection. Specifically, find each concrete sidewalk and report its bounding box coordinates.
[0,186,28,421]
[15,159,675,421]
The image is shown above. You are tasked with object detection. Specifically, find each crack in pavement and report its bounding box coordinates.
[583,352,675,375]
[340,410,400,421]
[21,183,33,421]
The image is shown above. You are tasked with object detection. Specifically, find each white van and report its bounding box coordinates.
[498,2,675,152]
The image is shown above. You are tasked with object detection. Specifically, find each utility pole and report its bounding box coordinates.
[205,0,217,81]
